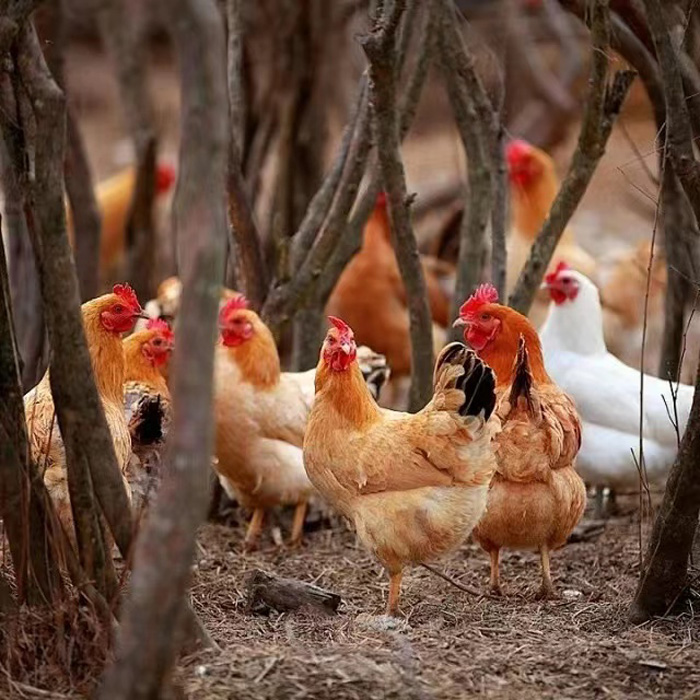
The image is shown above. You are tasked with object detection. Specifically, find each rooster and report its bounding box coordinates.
[24,284,146,531]
[67,163,176,281]
[454,283,585,598]
[540,263,693,516]
[506,139,597,327]
[303,317,499,616]
[327,192,454,408]
[213,295,391,549]
[122,318,174,512]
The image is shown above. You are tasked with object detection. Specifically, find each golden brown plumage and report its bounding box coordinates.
[66,165,175,281]
[455,285,585,597]
[327,193,453,397]
[304,318,500,615]
[122,319,174,512]
[24,285,145,533]
[506,140,597,328]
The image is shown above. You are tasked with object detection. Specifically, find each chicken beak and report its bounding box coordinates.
[136,309,151,320]
[340,342,352,355]
[452,317,468,329]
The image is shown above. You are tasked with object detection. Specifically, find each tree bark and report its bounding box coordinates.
[0,222,60,606]
[97,0,157,301]
[98,0,228,693]
[508,0,634,315]
[362,0,433,411]
[15,21,120,599]
[225,0,268,308]
[630,352,700,621]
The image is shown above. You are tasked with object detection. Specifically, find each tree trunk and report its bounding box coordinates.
[98,0,228,693]
[0,223,60,606]
[629,353,700,622]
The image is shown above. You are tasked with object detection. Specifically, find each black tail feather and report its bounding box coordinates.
[435,341,496,420]
[128,395,165,446]
[508,335,534,412]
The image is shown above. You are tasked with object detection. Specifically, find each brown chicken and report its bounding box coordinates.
[454,284,586,598]
[122,318,174,511]
[327,192,454,406]
[303,317,500,616]
[24,284,146,531]
[66,163,176,280]
[506,139,597,327]
[213,296,391,549]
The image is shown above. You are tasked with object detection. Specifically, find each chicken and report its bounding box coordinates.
[213,295,391,549]
[66,163,176,281]
[598,240,668,376]
[540,263,693,514]
[303,317,498,615]
[454,283,586,598]
[327,192,455,408]
[24,284,146,531]
[506,139,597,327]
[122,318,174,512]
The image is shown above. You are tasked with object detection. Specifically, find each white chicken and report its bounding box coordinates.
[539,263,693,515]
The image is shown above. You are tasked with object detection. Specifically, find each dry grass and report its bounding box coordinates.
[183,505,700,700]
[1,501,698,699]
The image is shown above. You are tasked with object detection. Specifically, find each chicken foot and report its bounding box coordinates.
[535,546,558,599]
[244,508,265,551]
[289,501,308,547]
[386,571,403,617]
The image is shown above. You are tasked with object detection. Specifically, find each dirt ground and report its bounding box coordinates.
[180,502,700,700]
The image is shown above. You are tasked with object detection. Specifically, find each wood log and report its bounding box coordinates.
[245,569,341,615]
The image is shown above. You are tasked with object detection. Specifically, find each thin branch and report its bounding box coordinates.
[437,0,493,339]
[99,0,228,692]
[362,0,433,410]
[508,1,635,314]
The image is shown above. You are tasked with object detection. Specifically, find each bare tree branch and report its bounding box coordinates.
[437,0,493,339]
[362,0,433,410]
[226,0,268,308]
[97,0,158,300]
[508,1,635,314]
[16,21,121,599]
[0,222,59,605]
[99,0,228,692]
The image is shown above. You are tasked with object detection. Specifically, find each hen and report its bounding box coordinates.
[24,284,146,531]
[123,318,174,512]
[327,192,454,408]
[540,263,693,514]
[304,317,499,616]
[506,139,597,327]
[66,164,176,282]
[454,284,586,597]
[213,295,391,549]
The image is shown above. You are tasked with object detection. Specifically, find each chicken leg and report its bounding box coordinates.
[536,545,557,599]
[289,501,308,547]
[489,548,502,596]
[244,508,265,551]
[386,571,403,617]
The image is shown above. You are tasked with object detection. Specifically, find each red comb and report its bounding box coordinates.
[505,139,531,166]
[328,316,352,334]
[113,283,140,310]
[156,163,176,194]
[544,261,571,286]
[219,294,249,326]
[458,283,499,318]
[146,318,174,341]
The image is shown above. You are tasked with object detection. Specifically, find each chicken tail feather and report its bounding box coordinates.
[128,394,165,446]
[508,334,535,412]
[434,342,496,420]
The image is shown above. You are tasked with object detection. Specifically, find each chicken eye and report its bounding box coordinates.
[153,338,163,346]
[328,337,336,345]
[113,304,124,314]
[480,313,490,321]
[562,277,572,286]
